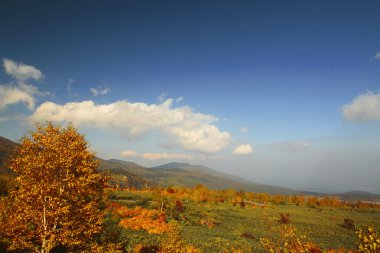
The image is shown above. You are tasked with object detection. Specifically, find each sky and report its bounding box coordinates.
[1,0,380,193]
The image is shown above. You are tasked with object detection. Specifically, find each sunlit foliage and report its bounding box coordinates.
[159,225,200,253]
[356,226,380,253]
[116,205,170,234]
[260,224,321,253]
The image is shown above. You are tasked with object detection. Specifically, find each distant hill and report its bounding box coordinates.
[336,191,380,202]
[149,162,298,194]
[151,162,252,184]
[78,159,301,194]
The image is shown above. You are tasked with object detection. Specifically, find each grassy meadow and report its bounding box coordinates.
[106,188,380,252]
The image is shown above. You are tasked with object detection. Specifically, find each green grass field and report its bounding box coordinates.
[107,189,380,252]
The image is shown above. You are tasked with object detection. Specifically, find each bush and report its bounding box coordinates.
[342,218,355,230]
[175,200,185,212]
[240,232,255,240]
[279,213,290,224]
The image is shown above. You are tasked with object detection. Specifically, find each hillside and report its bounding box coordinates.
[96,159,300,194]
[152,162,253,184]
[97,159,154,189]
[337,191,380,202]
[0,136,18,174]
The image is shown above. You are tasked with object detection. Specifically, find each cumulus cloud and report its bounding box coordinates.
[342,91,380,122]
[3,58,43,81]
[90,85,110,96]
[233,144,253,155]
[0,58,48,111]
[271,141,312,152]
[31,99,231,154]
[0,85,35,110]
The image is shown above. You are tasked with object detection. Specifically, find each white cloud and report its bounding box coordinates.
[3,58,43,81]
[233,144,253,155]
[0,85,35,110]
[140,152,192,160]
[374,52,380,60]
[31,99,231,154]
[271,141,312,152]
[90,85,110,96]
[0,58,48,111]
[342,91,380,122]
[18,81,49,96]
[158,93,168,102]
[121,150,138,157]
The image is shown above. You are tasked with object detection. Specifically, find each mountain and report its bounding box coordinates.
[150,162,298,194]
[152,162,259,184]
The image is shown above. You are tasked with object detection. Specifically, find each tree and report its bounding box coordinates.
[0,122,108,253]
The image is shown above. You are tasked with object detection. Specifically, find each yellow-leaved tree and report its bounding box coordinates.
[0,122,108,253]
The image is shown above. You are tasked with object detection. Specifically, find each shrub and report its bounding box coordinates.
[240,232,256,240]
[279,213,290,224]
[175,200,185,212]
[198,217,217,228]
[134,244,159,253]
[343,218,355,230]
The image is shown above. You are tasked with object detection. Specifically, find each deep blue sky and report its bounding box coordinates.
[1,1,380,193]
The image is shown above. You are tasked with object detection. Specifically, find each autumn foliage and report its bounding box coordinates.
[356,226,380,253]
[117,205,170,234]
[260,224,322,253]
[0,122,108,253]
